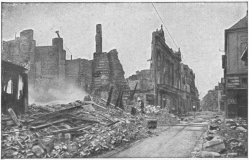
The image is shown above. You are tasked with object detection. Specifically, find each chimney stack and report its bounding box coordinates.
[95,24,102,53]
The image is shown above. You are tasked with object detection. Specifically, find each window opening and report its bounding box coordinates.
[17,75,24,99]
[6,79,13,94]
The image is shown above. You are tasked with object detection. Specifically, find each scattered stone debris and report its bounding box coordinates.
[192,114,248,158]
[1,99,179,158]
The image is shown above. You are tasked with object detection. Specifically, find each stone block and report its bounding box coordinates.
[200,151,221,158]
[203,136,226,152]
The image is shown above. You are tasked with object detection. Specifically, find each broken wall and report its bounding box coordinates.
[66,59,92,93]
[35,46,58,79]
[2,29,36,68]
[108,49,130,101]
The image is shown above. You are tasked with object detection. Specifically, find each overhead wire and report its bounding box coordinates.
[151,3,189,65]
[151,3,178,49]
[63,42,73,57]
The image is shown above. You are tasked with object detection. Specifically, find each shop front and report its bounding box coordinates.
[227,89,247,118]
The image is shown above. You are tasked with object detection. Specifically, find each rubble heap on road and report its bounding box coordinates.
[2,101,152,158]
[192,114,248,158]
[1,99,180,158]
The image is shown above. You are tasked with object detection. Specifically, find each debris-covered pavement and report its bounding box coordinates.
[1,99,179,158]
[192,112,248,158]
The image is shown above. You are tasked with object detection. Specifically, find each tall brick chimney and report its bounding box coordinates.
[95,24,102,53]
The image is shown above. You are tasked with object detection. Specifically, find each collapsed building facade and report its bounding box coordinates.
[2,24,129,104]
[222,13,248,118]
[127,26,200,114]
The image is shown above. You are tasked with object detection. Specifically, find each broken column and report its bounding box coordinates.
[95,24,102,53]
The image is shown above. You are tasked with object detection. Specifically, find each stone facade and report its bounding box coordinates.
[223,13,248,118]
[149,25,199,114]
[126,28,200,113]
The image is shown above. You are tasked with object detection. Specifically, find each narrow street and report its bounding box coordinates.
[102,112,215,158]
[1,3,247,159]
[112,124,207,158]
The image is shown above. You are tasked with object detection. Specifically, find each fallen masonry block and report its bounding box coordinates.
[203,136,226,152]
[8,108,21,127]
[203,142,226,153]
[200,151,221,158]
[32,145,45,157]
[236,126,247,132]
[227,152,238,158]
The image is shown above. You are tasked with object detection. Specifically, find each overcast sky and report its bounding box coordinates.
[2,2,247,98]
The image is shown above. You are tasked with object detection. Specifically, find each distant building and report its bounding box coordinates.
[222,13,248,118]
[127,69,154,105]
[201,89,218,111]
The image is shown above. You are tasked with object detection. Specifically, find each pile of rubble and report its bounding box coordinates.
[144,105,161,114]
[193,116,248,158]
[135,105,180,126]
[1,101,153,158]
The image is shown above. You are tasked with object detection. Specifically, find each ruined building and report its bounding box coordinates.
[2,30,92,96]
[1,60,29,114]
[126,69,154,105]
[92,24,130,100]
[2,24,129,103]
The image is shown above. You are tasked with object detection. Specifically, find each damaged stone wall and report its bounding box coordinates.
[35,46,58,79]
[66,59,92,93]
[2,29,36,71]
[108,49,130,99]
[92,50,130,101]
[2,26,130,104]
[127,69,154,104]
[92,24,130,101]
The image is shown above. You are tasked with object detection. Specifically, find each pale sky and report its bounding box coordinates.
[2,2,248,98]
